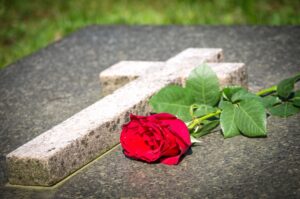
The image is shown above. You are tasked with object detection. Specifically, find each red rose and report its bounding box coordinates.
[120,113,191,165]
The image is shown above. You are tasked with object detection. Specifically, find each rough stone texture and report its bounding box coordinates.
[0,26,299,198]
[101,61,247,94]
[99,61,165,96]
[8,48,242,186]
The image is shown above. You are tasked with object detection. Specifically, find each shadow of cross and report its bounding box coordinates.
[6,48,247,187]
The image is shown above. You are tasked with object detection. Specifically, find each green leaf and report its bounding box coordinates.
[218,97,227,109]
[186,64,220,106]
[277,73,300,99]
[269,102,300,117]
[261,95,280,109]
[220,101,240,138]
[231,89,262,103]
[149,85,194,122]
[292,90,300,107]
[193,104,217,118]
[235,99,267,137]
[192,120,219,138]
[222,86,244,101]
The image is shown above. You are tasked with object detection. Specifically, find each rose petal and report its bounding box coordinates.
[150,113,177,120]
[160,154,181,165]
[121,130,161,162]
[120,113,191,165]
[161,117,191,148]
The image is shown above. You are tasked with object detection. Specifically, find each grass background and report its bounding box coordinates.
[1,0,299,69]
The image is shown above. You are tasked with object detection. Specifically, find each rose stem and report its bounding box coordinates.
[256,85,277,96]
[188,109,221,130]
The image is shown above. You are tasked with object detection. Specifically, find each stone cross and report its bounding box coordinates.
[6,48,247,186]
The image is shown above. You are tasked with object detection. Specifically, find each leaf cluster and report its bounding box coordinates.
[149,64,300,139]
[263,74,300,117]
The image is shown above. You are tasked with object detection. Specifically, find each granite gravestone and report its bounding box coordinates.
[0,26,299,198]
[6,47,247,186]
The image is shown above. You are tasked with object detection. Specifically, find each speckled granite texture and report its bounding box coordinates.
[0,26,300,198]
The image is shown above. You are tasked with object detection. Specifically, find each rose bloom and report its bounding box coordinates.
[120,113,191,165]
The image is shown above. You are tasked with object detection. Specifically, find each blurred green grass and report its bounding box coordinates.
[1,0,299,69]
